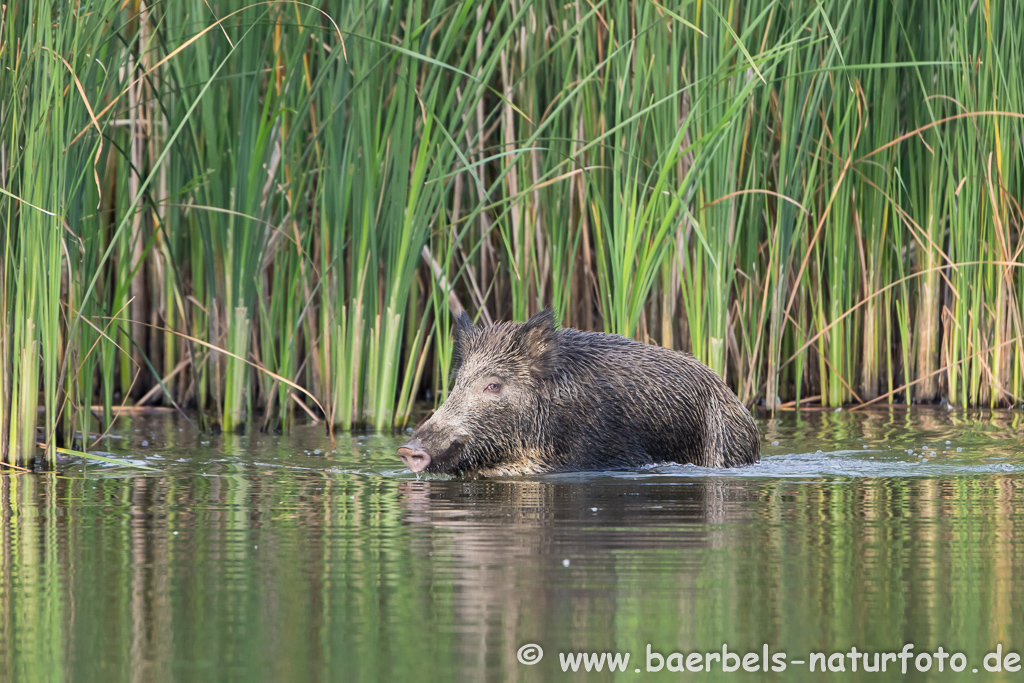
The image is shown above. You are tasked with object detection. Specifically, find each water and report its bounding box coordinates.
[1,408,1023,682]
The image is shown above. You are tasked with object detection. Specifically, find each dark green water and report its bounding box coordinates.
[2,408,1023,682]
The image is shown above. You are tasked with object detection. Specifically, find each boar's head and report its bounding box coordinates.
[397,309,559,475]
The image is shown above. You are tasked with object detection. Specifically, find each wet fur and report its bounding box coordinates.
[407,310,760,476]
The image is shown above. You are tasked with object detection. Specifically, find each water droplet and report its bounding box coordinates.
[562,559,571,567]
[945,440,951,445]
[956,447,962,452]
[141,440,149,447]
[772,441,779,446]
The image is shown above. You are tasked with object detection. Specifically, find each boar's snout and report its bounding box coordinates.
[398,440,431,473]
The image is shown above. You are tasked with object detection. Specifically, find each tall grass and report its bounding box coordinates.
[1,0,1022,467]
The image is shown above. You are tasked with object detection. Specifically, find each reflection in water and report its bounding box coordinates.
[0,409,1021,681]
[397,477,760,679]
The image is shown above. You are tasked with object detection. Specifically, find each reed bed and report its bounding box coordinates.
[1,0,1022,467]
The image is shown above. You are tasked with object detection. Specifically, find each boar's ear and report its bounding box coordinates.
[518,309,560,380]
[451,311,478,370]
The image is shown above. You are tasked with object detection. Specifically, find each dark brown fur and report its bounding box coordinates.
[398,310,760,476]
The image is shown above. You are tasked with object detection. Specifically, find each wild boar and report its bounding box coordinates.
[397,310,759,476]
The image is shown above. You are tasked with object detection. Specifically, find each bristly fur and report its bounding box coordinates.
[401,310,760,476]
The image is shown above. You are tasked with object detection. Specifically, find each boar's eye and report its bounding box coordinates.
[483,381,502,394]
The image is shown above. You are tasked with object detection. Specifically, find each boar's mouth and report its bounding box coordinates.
[397,438,467,475]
